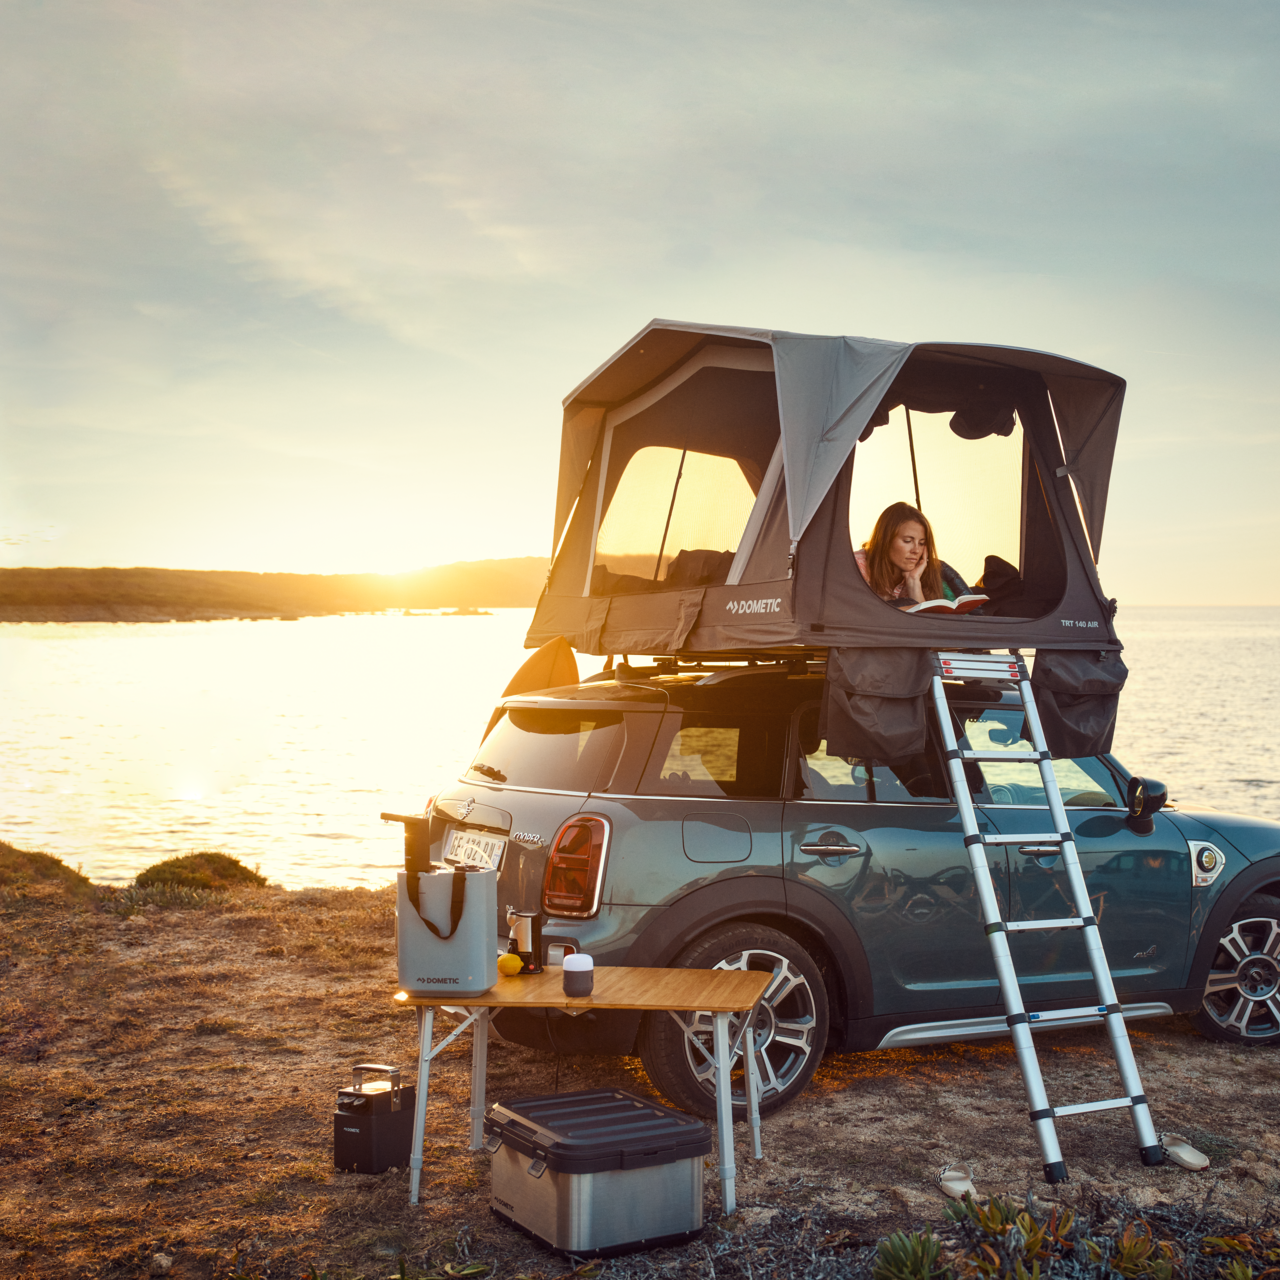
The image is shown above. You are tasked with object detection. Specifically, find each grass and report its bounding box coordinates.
[0,840,94,898]
[3,845,1278,1279]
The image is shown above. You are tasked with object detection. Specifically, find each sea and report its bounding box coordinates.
[1,607,1276,890]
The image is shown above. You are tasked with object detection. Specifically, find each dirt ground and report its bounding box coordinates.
[2,880,1279,1280]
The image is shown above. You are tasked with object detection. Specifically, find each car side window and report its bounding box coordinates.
[792,706,951,804]
[957,705,1122,807]
[641,712,787,798]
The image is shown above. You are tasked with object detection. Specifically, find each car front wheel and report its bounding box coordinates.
[1192,894,1280,1046]
[637,923,830,1120]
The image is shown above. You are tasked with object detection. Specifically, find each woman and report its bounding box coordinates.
[855,501,964,607]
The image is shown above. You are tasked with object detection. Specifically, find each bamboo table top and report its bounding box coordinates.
[395,965,771,1013]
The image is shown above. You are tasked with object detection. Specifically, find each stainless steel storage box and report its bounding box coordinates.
[484,1089,712,1257]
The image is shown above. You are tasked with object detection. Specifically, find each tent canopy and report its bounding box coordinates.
[532,320,1126,658]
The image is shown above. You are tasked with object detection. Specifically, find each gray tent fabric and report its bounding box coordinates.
[554,404,605,554]
[771,334,912,543]
[531,319,1129,659]
[554,321,1123,557]
[820,647,934,763]
[1030,650,1129,757]
[1042,373,1124,558]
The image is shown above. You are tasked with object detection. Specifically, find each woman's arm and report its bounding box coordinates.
[902,554,928,603]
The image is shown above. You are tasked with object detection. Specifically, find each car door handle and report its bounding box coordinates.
[800,843,863,865]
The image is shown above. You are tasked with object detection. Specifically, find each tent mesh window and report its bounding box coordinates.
[594,446,757,592]
[848,407,1024,596]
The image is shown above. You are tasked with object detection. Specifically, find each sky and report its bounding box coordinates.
[1,0,1277,604]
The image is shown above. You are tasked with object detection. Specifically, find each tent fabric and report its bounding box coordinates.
[1030,649,1129,757]
[771,334,912,542]
[531,319,1129,660]
[820,648,934,763]
[554,320,1124,555]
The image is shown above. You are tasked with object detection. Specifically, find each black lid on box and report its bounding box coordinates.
[483,1089,712,1174]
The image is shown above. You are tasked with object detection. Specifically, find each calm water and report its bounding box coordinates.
[1,608,1275,889]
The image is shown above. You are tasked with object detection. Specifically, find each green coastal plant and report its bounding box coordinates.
[96,881,228,916]
[135,851,266,890]
[873,1227,949,1280]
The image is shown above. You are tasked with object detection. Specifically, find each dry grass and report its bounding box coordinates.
[2,866,1279,1279]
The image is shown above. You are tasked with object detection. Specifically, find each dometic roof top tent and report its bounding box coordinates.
[528,319,1124,660]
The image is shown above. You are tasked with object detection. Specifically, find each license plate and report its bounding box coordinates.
[445,827,506,870]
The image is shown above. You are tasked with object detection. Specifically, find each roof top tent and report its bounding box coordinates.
[527,319,1124,661]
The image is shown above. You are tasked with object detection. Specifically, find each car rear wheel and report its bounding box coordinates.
[637,923,829,1120]
[1192,894,1280,1046]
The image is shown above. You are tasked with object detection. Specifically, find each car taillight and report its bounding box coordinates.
[542,816,609,918]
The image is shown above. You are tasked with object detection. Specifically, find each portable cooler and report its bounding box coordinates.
[483,1089,712,1257]
[333,1064,415,1174]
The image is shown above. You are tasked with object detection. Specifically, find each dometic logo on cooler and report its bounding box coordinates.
[726,597,783,615]
[418,977,460,984]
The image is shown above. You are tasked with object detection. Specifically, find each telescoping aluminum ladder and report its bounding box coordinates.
[929,650,1163,1184]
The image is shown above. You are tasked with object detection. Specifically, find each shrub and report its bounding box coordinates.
[0,841,94,897]
[135,852,266,891]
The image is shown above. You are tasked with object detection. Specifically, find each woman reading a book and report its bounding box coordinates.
[855,502,974,610]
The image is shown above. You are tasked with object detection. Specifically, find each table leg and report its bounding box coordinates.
[409,1006,435,1206]
[713,1010,736,1215]
[469,1009,489,1150]
[745,1006,762,1161]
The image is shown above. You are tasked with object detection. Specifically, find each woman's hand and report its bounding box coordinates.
[902,552,928,603]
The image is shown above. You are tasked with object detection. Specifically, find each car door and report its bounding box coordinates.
[600,707,787,909]
[958,700,1191,1001]
[782,704,1008,1016]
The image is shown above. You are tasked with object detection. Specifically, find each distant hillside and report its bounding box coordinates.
[0,558,550,622]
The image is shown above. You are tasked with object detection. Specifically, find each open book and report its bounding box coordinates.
[905,593,988,616]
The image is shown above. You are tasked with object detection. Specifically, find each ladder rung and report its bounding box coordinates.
[1051,1097,1135,1119]
[960,750,1048,763]
[1007,917,1084,932]
[977,833,1065,846]
[1028,1006,1107,1023]
[936,653,1026,680]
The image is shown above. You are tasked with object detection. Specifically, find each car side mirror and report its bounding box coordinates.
[1125,776,1167,835]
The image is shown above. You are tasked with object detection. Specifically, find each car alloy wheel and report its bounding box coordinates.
[1193,895,1280,1046]
[638,923,830,1119]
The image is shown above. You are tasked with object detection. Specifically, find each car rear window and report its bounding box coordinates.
[467,710,624,792]
[641,712,787,798]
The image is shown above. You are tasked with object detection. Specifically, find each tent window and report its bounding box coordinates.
[594,446,758,589]
[848,407,1024,592]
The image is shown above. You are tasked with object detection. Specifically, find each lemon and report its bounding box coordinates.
[497,952,525,976]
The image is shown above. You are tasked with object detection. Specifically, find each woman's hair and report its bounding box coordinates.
[863,502,942,601]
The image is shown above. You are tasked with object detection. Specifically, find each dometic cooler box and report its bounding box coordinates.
[484,1089,712,1257]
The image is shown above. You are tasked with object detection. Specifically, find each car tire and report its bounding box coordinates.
[1192,894,1280,1047]
[637,923,830,1120]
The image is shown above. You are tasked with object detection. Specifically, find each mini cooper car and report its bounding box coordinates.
[412,660,1280,1119]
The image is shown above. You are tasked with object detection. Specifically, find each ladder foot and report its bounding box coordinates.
[1140,1144,1164,1167]
[1043,1160,1070,1185]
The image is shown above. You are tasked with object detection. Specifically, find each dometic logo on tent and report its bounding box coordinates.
[726,597,784,616]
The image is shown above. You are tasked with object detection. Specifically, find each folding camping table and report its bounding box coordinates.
[396,965,771,1214]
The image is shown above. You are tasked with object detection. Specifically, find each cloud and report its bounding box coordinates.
[0,0,1277,594]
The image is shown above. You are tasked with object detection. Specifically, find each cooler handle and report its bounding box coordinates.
[351,1063,402,1109]
[420,867,468,940]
